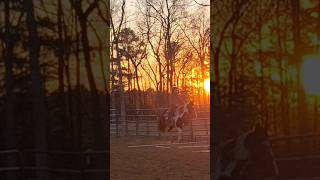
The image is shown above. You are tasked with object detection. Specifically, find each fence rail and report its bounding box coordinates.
[270,133,320,157]
[110,107,210,141]
[0,149,107,179]
[111,108,320,155]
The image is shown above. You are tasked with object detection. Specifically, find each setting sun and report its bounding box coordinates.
[302,56,320,95]
[204,79,210,93]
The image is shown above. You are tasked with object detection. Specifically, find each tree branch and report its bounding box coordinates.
[194,0,209,7]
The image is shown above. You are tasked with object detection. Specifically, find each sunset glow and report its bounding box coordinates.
[204,79,210,93]
[302,57,320,95]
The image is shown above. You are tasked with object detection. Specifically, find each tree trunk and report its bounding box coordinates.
[63,14,74,147]
[78,12,105,148]
[135,66,141,108]
[57,0,67,148]
[213,47,220,105]
[158,60,163,92]
[291,0,307,133]
[110,0,126,135]
[98,41,107,84]
[258,0,266,125]
[106,0,111,140]
[79,16,98,93]
[283,21,291,135]
[115,40,127,135]
[3,1,17,179]
[276,0,289,135]
[25,0,49,179]
[74,15,81,148]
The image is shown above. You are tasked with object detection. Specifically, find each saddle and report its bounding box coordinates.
[163,106,177,132]
[168,105,178,118]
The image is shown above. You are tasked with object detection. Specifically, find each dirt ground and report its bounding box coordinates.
[110,136,210,180]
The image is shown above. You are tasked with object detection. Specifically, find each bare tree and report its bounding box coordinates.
[179,10,210,101]
[3,1,17,179]
[57,0,68,147]
[117,28,147,107]
[110,0,127,135]
[137,0,190,105]
[290,0,308,133]
[212,0,250,105]
[193,0,209,7]
[70,0,106,147]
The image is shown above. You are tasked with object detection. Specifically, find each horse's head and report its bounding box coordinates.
[184,101,196,117]
[244,123,268,149]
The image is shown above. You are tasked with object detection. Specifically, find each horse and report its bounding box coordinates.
[215,124,278,180]
[158,101,197,142]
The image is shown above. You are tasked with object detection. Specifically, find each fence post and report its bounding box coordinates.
[147,116,150,136]
[136,115,139,136]
[205,117,208,136]
[116,114,119,136]
[126,113,128,136]
[80,151,85,180]
[190,117,194,142]
[158,116,161,137]
[19,150,24,180]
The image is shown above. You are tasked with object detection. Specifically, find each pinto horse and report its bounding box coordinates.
[216,124,278,180]
[159,101,197,142]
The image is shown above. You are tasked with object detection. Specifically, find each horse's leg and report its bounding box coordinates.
[164,129,169,142]
[177,127,183,142]
[168,125,174,132]
[164,128,172,144]
[162,131,166,141]
[169,130,174,143]
[166,122,174,143]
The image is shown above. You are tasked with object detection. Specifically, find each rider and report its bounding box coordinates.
[168,87,186,120]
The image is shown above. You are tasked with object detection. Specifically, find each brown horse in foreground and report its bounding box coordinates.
[159,101,197,142]
[216,124,279,180]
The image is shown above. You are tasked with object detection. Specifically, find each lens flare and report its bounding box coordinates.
[204,79,210,93]
[302,57,320,95]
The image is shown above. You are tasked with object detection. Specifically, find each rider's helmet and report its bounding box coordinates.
[170,86,181,108]
[172,86,179,95]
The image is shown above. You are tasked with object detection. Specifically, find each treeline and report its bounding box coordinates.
[110,0,210,108]
[111,89,208,110]
[0,1,108,178]
[212,0,320,140]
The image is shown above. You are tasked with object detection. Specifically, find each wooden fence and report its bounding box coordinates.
[110,106,210,141]
[0,149,107,180]
[271,133,320,157]
[269,134,320,179]
[1,135,319,179]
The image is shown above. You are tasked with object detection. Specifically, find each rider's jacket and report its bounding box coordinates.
[169,93,185,108]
